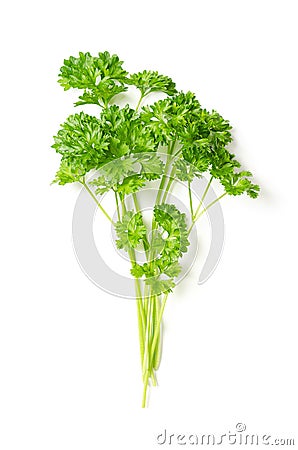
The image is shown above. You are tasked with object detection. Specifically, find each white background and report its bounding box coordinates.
[1,0,298,448]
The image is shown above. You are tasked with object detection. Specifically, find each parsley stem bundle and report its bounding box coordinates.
[52,51,259,407]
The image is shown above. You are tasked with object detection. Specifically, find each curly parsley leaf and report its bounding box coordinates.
[89,151,165,199]
[115,211,147,251]
[90,157,136,191]
[58,51,128,107]
[135,153,164,180]
[52,112,109,174]
[140,91,202,144]
[129,204,190,295]
[145,277,175,295]
[128,70,177,97]
[173,158,203,182]
[154,203,189,257]
[59,51,128,89]
[116,175,147,196]
[75,82,127,107]
[220,171,260,198]
[52,160,85,185]
[100,105,157,155]
[130,263,145,278]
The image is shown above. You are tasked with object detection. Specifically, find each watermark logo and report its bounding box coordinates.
[72,153,225,299]
[156,423,295,446]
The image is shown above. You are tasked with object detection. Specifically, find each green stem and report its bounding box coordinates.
[81,180,114,224]
[152,295,162,371]
[155,141,175,205]
[121,198,127,215]
[115,191,121,221]
[142,293,152,378]
[132,192,140,212]
[172,147,182,158]
[142,371,150,408]
[142,290,158,395]
[161,165,176,204]
[133,192,149,259]
[136,293,145,365]
[136,93,145,111]
[119,194,146,372]
[196,192,227,221]
[117,192,153,405]
[187,176,213,234]
[149,294,157,385]
[143,284,149,317]
[194,176,214,218]
[150,141,176,269]
[188,192,227,235]
[188,179,194,220]
[150,369,157,386]
[150,294,168,364]
[133,141,176,406]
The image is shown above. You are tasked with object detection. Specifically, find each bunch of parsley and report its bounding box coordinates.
[52,51,259,407]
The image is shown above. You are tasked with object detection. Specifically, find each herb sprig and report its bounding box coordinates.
[52,51,259,407]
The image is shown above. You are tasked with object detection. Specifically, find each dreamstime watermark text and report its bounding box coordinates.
[156,423,295,446]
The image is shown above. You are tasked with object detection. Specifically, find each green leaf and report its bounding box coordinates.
[145,277,175,296]
[52,160,84,185]
[75,82,127,107]
[89,175,113,195]
[91,157,136,192]
[154,203,189,257]
[58,52,99,90]
[100,105,157,155]
[115,211,147,251]
[116,175,146,195]
[174,159,203,182]
[161,261,181,278]
[128,70,177,97]
[52,112,109,174]
[122,204,189,285]
[103,157,136,184]
[150,231,165,255]
[135,153,164,180]
[58,51,128,106]
[220,170,260,198]
[246,184,260,199]
[130,263,145,278]
[59,51,128,90]
[140,91,202,144]
[211,151,238,177]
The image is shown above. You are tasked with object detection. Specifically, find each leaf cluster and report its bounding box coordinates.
[115,211,147,251]
[58,52,177,109]
[52,104,164,187]
[129,204,190,295]
[89,152,164,199]
[140,92,258,197]
[52,51,261,408]
[52,112,110,179]
[58,51,128,107]
[127,70,177,97]
[53,50,260,291]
